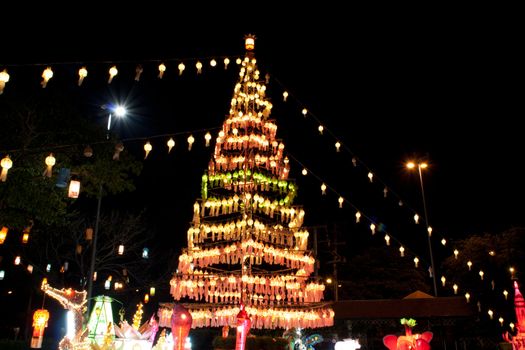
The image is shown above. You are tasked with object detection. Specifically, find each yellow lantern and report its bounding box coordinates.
[158,63,166,79]
[167,138,175,153]
[44,154,56,177]
[31,309,50,348]
[78,67,88,86]
[0,226,8,244]
[244,34,255,51]
[144,142,152,159]
[0,69,10,94]
[41,67,53,88]
[108,65,118,84]
[1,155,13,182]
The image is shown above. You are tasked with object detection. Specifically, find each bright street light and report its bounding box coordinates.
[406,160,438,297]
[106,104,127,139]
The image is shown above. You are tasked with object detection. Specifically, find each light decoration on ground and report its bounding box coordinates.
[503,281,525,349]
[31,309,50,349]
[383,318,433,350]
[41,282,89,350]
[159,34,333,332]
[133,303,144,330]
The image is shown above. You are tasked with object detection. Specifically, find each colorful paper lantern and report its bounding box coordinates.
[171,304,192,350]
[31,309,50,348]
[1,155,13,182]
[68,180,80,198]
[235,304,251,350]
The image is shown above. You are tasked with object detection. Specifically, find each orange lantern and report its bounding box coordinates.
[1,155,13,182]
[235,304,251,350]
[68,180,80,198]
[0,226,8,244]
[171,304,192,350]
[31,309,50,348]
[222,325,229,338]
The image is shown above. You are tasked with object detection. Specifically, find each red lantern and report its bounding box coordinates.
[170,304,192,350]
[235,304,251,350]
[31,309,49,349]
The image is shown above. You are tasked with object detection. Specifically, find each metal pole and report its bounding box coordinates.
[418,164,438,297]
[86,183,103,315]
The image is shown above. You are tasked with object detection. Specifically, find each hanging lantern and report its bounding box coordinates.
[479,270,484,280]
[224,58,230,69]
[335,141,341,152]
[14,256,21,265]
[210,59,217,67]
[166,138,175,153]
[86,228,93,240]
[118,244,124,255]
[41,67,53,88]
[414,214,419,224]
[144,142,152,159]
[113,142,125,160]
[367,172,373,182]
[320,183,327,195]
[465,292,471,303]
[0,69,10,94]
[44,154,56,178]
[467,260,472,271]
[302,108,308,117]
[302,168,307,176]
[78,67,88,86]
[142,248,149,259]
[454,249,459,259]
[338,196,344,208]
[414,257,419,268]
[441,238,447,246]
[196,61,203,74]
[384,234,390,246]
[178,62,185,75]
[399,246,405,257]
[383,187,388,198]
[31,309,50,349]
[1,155,13,182]
[171,304,192,350]
[144,294,150,304]
[187,135,195,151]
[235,304,251,350]
[135,64,143,81]
[68,180,80,198]
[504,290,509,300]
[150,287,156,296]
[22,229,30,244]
[0,270,4,280]
[157,63,166,79]
[318,125,324,135]
[204,132,212,147]
[355,211,361,223]
[108,65,118,84]
[245,35,255,51]
[55,168,71,188]
[453,284,459,294]
[0,226,8,244]
[370,223,376,235]
[441,276,446,286]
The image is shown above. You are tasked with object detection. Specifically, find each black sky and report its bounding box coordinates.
[2,9,522,264]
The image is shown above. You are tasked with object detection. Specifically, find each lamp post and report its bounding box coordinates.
[87,104,127,314]
[407,161,438,297]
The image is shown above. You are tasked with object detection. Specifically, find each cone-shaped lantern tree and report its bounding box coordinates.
[158,35,334,331]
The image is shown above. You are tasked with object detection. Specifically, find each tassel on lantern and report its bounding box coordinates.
[44,154,56,178]
[1,155,13,182]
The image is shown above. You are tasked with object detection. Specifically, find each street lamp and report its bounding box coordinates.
[87,104,127,314]
[406,160,438,297]
[105,104,127,139]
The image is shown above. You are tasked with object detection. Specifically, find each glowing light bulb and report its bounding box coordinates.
[467,260,472,271]
[302,108,308,117]
[210,59,217,67]
[205,132,212,147]
[302,168,307,176]
[44,154,56,177]
[465,292,470,302]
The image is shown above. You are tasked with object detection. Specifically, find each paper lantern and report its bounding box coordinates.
[108,65,118,84]
[167,138,175,153]
[78,67,87,86]
[1,155,13,182]
[44,154,56,177]
[68,180,80,198]
[41,67,53,88]
[31,309,50,348]
[244,35,255,51]
[144,142,152,159]
[0,69,10,94]
[0,226,7,244]
[171,304,192,350]
[235,304,251,350]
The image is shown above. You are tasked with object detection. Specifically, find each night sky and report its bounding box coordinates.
[2,10,522,286]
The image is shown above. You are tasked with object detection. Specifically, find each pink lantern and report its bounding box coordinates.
[170,304,192,350]
[383,318,432,350]
[235,304,251,350]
